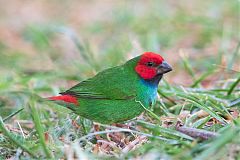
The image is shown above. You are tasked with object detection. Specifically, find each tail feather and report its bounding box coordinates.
[48,95,78,105]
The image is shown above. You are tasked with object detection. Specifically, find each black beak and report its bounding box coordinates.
[157,61,172,74]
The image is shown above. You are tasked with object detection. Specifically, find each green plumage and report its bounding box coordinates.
[54,52,171,124]
[59,56,158,124]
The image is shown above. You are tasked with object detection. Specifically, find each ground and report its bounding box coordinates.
[0,1,239,159]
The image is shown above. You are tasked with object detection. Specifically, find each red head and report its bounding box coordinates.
[135,52,172,80]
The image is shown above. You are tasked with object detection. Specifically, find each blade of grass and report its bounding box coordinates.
[176,93,227,124]
[229,98,240,107]
[207,100,231,118]
[192,116,212,128]
[3,108,24,122]
[0,117,37,158]
[56,27,98,70]
[135,100,161,122]
[79,126,179,144]
[194,127,240,160]
[29,102,52,158]
[227,75,240,95]
[191,69,215,88]
[98,124,180,144]
[158,89,176,105]
[158,100,171,116]
[137,120,194,141]
[227,42,240,69]
[180,51,196,80]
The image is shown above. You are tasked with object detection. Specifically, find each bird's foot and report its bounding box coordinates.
[93,124,102,140]
[112,123,131,129]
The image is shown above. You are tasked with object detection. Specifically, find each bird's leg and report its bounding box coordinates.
[93,124,101,140]
[92,124,102,153]
[112,120,138,130]
[107,123,136,149]
[112,123,130,129]
[93,124,114,153]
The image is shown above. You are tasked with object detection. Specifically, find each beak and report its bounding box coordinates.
[157,61,172,74]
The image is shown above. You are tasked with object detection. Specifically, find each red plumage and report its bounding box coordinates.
[135,52,164,79]
[48,95,78,105]
[137,52,164,65]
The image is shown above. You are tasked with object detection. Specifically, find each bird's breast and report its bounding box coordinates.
[139,79,158,107]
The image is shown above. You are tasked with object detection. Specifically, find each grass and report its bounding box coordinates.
[0,1,240,159]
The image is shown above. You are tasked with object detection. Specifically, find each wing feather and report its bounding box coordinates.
[61,66,137,100]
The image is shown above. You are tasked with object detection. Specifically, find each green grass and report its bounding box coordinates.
[0,1,240,159]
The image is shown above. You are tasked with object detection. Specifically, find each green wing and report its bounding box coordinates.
[61,66,138,100]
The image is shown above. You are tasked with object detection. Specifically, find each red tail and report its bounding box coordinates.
[48,95,78,105]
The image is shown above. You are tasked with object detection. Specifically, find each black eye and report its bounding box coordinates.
[146,62,154,67]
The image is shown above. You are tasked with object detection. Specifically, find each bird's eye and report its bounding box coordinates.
[146,62,154,67]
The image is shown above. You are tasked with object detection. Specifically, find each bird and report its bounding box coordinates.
[48,52,172,124]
